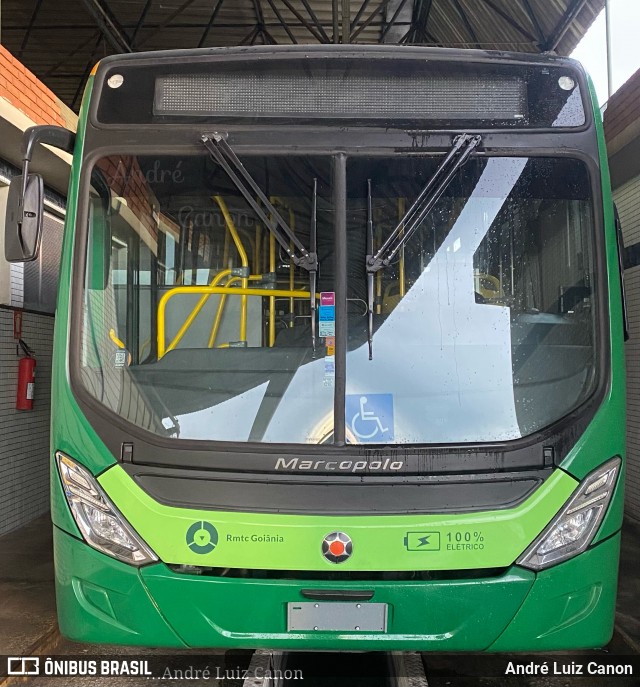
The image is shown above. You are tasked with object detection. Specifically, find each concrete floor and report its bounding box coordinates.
[0,515,638,686]
[0,516,57,655]
[617,518,640,649]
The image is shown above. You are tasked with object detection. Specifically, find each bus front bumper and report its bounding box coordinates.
[53,526,619,651]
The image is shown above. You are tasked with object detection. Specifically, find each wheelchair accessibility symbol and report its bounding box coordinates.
[346,393,394,443]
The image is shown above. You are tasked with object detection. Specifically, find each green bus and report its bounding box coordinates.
[5,45,627,651]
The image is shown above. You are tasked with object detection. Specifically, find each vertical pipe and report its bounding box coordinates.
[269,234,276,346]
[605,0,613,99]
[333,153,347,445]
[255,224,261,274]
[342,0,350,43]
[209,294,228,347]
[332,0,340,42]
[289,208,295,327]
[214,196,248,343]
[510,218,515,297]
[222,219,230,268]
[398,197,406,297]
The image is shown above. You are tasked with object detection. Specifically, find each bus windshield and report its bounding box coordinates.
[80,153,597,445]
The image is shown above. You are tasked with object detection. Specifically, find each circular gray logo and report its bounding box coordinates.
[186,521,218,554]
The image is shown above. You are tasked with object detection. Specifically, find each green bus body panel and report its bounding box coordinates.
[140,566,533,651]
[489,533,620,651]
[557,77,626,546]
[97,465,576,571]
[54,527,186,647]
[54,525,619,650]
[51,76,119,481]
[558,76,626,484]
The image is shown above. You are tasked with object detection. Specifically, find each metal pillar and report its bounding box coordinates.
[605,0,613,98]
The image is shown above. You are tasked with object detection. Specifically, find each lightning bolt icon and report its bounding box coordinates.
[404,532,440,550]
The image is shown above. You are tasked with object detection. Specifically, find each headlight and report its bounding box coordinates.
[56,453,157,566]
[517,457,620,571]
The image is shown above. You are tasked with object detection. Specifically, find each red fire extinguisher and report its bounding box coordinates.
[16,339,36,411]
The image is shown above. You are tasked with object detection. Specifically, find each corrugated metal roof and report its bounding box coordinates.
[2,0,604,109]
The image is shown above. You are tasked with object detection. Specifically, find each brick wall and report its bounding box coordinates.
[0,45,75,129]
[97,156,160,242]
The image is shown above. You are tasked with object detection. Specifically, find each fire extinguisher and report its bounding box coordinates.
[16,339,36,411]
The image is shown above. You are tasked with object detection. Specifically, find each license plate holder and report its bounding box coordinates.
[287,602,387,632]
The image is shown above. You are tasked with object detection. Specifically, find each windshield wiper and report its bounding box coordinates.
[201,133,319,351]
[365,133,482,359]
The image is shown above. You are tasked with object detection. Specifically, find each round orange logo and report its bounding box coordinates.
[322,531,352,563]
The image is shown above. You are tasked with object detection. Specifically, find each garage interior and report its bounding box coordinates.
[0,0,638,682]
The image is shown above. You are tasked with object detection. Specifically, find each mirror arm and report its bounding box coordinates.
[20,125,76,199]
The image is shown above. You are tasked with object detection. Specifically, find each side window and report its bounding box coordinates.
[614,204,629,341]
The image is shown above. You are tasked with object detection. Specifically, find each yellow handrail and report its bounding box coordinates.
[207,274,262,348]
[208,285,233,349]
[160,197,253,357]
[269,198,279,348]
[158,285,314,357]
[163,268,231,355]
[109,328,126,349]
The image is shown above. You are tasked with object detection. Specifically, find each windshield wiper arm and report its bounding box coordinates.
[365,133,482,359]
[367,134,482,274]
[201,133,319,351]
[201,133,318,273]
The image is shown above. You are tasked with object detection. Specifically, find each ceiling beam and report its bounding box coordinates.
[381,0,413,42]
[521,0,547,46]
[80,0,132,53]
[480,0,537,44]
[452,0,480,48]
[299,0,330,42]
[252,0,266,30]
[19,0,44,58]
[43,31,101,77]
[543,0,589,52]
[240,25,260,45]
[265,0,298,43]
[136,0,200,48]
[197,0,225,48]
[130,0,153,47]
[71,32,103,110]
[351,0,391,41]
[351,0,372,31]
[280,0,327,42]
[407,0,434,44]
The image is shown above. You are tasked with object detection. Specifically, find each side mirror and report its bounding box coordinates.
[4,124,75,263]
[5,173,44,262]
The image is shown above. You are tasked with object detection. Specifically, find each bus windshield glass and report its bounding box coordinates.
[80,154,597,445]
